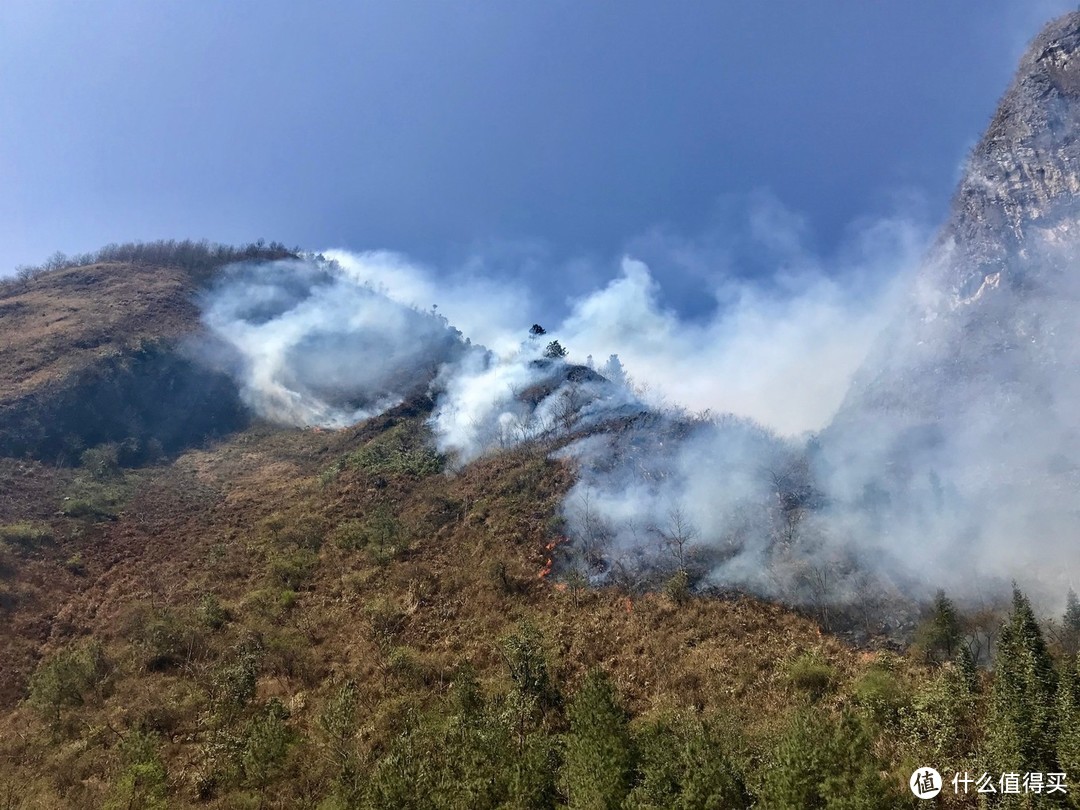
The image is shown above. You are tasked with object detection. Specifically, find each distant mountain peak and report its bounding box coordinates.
[942,10,1080,301]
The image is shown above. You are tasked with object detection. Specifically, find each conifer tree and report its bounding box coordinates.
[625,717,750,809]
[1063,590,1080,656]
[985,587,1059,796]
[762,710,890,809]
[1056,654,1080,787]
[916,590,962,663]
[564,669,635,810]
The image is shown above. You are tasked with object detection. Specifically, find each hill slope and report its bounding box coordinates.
[7,13,1080,807]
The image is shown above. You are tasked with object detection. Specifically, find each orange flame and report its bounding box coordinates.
[536,535,568,580]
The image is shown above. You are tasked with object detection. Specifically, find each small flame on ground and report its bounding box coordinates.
[537,535,568,580]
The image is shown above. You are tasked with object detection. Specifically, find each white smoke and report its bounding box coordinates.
[200,257,466,426]
[196,197,1080,612]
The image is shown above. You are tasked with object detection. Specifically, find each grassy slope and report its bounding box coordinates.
[0,262,960,807]
[0,262,198,403]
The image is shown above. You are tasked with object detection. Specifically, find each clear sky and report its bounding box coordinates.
[0,1,1074,302]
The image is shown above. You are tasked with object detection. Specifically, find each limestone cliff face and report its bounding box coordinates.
[944,10,1080,299]
[834,11,1080,428]
[820,12,1080,530]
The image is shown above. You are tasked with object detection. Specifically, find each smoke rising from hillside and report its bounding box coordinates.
[198,200,1080,611]
[200,258,466,426]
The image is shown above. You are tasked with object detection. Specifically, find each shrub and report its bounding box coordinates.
[0,522,53,547]
[502,621,557,711]
[80,443,120,480]
[241,699,293,789]
[63,553,85,576]
[104,730,168,810]
[344,424,444,478]
[366,597,408,650]
[199,593,230,630]
[663,569,691,606]
[60,498,112,520]
[319,681,360,798]
[124,606,197,671]
[333,507,406,563]
[258,510,327,550]
[761,710,891,808]
[626,716,751,809]
[913,589,962,664]
[543,340,569,359]
[212,640,262,717]
[853,667,907,728]
[899,662,978,766]
[786,652,837,702]
[564,669,634,809]
[268,548,319,589]
[245,587,299,620]
[26,641,109,724]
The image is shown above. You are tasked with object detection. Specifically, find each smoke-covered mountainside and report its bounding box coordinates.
[820,10,1080,599]
[6,14,1080,809]
[838,9,1080,419]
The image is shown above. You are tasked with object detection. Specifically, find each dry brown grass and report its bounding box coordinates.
[0,261,200,404]
[0,261,936,806]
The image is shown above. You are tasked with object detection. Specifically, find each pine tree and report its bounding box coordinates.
[1057,654,1080,786]
[564,670,635,810]
[985,587,1059,799]
[624,717,750,809]
[762,710,890,810]
[1063,590,1080,656]
[916,590,962,663]
[544,340,569,359]
[318,681,360,802]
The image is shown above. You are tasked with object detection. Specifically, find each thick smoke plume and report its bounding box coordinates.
[198,198,1080,615]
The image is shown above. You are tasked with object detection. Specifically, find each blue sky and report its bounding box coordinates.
[0,1,1073,305]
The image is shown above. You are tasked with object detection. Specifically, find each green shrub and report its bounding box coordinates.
[60,498,111,519]
[26,641,109,724]
[899,662,978,766]
[258,510,326,550]
[333,508,406,563]
[663,570,691,606]
[104,730,168,810]
[853,667,907,728]
[761,710,891,808]
[0,522,53,547]
[124,606,196,671]
[564,669,634,809]
[241,699,294,789]
[344,424,444,477]
[786,652,837,702]
[212,639,262,717]
[62,461,135,521]
[366,597,408,650]
[199,593,230,630]
[245,587,299,620]
[80,443,120,480]
[626,716,751,809]
[268,548,319,589]
[63,553,85,576]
